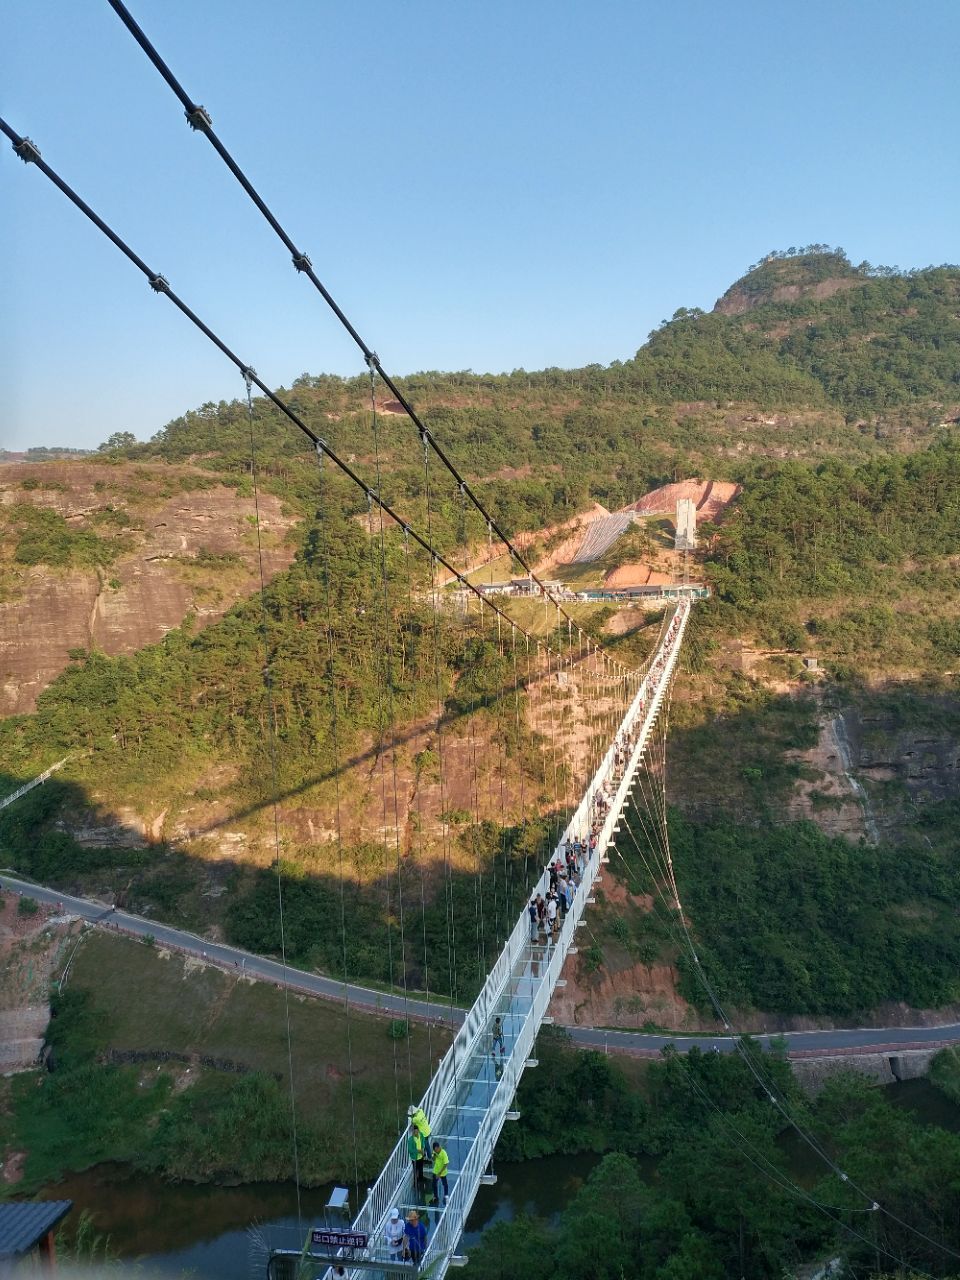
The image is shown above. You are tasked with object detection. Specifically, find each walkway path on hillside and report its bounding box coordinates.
[0,758,71,813]
[3,871,959,1060]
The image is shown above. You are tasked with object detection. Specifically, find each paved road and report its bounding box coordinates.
[0,871,461,1027]
[4,871,960,1059]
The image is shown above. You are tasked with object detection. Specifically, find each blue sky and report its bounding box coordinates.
[2,0,958,452]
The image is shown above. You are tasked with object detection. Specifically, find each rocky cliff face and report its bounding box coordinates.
[0,462,298,714]
[779,686,960,844]
[714,275,863,316]
[846,696,960,838]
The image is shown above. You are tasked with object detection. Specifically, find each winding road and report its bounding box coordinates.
[3,871,959,1060]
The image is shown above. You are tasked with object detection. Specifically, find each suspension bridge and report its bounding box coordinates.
[6,8,957,1280]
[0,55,700,1271]
[259,602,691,1279]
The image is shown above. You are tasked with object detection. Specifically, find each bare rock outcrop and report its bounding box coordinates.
[0,462,298,714]
[714,275,862,316]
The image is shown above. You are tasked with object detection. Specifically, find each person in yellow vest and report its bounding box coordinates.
[430,1140,450,1208]
[407,1104,431,1142]
[407,1123,425,1195]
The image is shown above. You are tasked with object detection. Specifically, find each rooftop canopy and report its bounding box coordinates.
[0,1202,72,1260]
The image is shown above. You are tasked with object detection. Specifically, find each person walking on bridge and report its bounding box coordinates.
[385,1208,405,1262]
[430,1140,450,1208]
[546,892,558,938]
[403,1210,427,1265]
[491,1015,506,1057]
[407,1123,426,1195]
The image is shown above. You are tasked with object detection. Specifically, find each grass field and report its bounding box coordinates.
[71,927,450,1114]
[500,598,615,637]
[464,552,514,585]
[6,930,451,1190]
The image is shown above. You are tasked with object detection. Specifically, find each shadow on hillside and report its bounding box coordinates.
[602,677,960,1024]
[0,762,565,1006]
[7,672,960,1024]
[0,768,166,910]
[186,691,501,838]
[184,639,623,839]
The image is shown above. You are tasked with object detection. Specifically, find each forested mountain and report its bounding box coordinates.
[94,249,957,534]
[6,246,960,1021]
[8,248,960,1280]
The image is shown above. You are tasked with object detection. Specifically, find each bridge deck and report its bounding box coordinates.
[265,602,690,1278]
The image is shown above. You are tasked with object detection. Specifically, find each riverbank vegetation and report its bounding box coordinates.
[2,931,449,1193]
[470,1030,960,1279]
[9,957,960,1280]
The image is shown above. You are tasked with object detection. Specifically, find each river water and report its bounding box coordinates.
[43,1080,960,1277]
[48,1151,608,1278]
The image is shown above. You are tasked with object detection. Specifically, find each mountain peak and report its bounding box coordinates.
[714,246,865,316]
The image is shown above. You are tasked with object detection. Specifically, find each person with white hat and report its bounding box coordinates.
[407,1104,431,1141]
[384,1207,404,1262]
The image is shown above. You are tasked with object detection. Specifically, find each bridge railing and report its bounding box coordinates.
[421,601,691,1270]
[0,756,71,813]
[344,601,691,1276]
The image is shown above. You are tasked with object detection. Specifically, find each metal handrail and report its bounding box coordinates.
[335,602,691,1278]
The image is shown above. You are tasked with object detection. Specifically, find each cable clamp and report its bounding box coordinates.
[13,136,41,164]
[315,441,326,463]
[364,351,379,371]
[292,250,313,273]
[871,1202,879,1211]
[241,366,257,392]
[839,1172,849,1182]
[149,274,170,294]
[185,104,213,131]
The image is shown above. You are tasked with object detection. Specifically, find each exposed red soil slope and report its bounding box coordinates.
[603,564,675,588]
[622,479,739,524]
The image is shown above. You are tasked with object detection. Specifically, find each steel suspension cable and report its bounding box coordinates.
[242,372,303,1228]
[599,683,939,1272]
[473,600,497,970]
[402,528,437,1075]
[0,117,566,671]
[102,0,629,673]
[669,1053,935,1278]
[493,619,513,950]
[421,425,471,1180]
[366,363,409,1127]
[619,676,960,1266]
[464,597,486,991]
[312,446,365,1199]
[512,628,533,897]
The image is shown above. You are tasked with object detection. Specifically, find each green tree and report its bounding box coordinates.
[97,430,138,451]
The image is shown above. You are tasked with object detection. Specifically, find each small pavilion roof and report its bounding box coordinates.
[0,1201,72,1258]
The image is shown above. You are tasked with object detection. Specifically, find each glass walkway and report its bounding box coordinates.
[265,600,691,1279]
